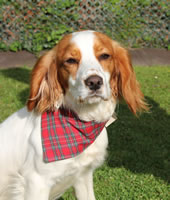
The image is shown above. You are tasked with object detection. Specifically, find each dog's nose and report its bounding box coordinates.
[85,75,103,91]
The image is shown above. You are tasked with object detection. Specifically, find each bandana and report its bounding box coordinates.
[41,108,107,162]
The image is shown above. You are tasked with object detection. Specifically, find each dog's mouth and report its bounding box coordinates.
[78,92,108,104]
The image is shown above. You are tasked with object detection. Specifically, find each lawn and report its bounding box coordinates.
[0,66,170,199]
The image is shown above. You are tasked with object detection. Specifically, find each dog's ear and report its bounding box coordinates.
[27,47,63,113]
[111,42,148,115]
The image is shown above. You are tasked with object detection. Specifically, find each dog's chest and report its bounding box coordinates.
[39,127,108,174]
[30,125,108,198]
[49,128,108,198]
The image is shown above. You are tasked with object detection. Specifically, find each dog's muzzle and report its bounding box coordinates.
[84,75,103,91]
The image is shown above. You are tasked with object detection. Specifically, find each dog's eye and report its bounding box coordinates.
[99,54,110,60]
[65,58,78,64]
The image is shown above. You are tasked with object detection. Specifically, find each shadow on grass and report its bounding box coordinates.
[107,97,170,183]
[0,67,31,104]
[0,67,31,84]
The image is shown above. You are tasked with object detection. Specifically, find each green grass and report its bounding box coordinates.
[0,66,170,199]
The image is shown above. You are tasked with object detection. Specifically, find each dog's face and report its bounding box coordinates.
[57,31,113,105]
[27,30,147,115]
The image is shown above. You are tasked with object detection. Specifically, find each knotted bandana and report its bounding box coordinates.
[41,108,107,162]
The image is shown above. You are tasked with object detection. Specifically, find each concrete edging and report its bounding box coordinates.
[0,48,170,69]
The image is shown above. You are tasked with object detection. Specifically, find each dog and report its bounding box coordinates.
[0,30,148,200]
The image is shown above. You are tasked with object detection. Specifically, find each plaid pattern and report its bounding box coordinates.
[41,108,107,162]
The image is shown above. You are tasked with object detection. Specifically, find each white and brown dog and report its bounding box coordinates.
[0,31,148,200]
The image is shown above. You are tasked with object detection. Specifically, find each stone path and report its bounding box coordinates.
[0,48,169,69]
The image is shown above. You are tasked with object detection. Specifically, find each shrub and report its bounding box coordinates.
[105,0,169,48]
[0,0,78,52]
[0,0,169,52]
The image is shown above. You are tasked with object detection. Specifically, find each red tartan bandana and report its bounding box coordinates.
[41,108,107,163]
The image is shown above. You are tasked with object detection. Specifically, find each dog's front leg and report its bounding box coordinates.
[74,170,96,200]
[24,173,51,200]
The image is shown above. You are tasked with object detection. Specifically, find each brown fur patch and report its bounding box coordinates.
[27,46,62,113]
[94,32,148,114]
[27,34,81,113]
[57,36,81,89]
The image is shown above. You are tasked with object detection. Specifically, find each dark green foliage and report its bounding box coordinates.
[105,0,169,49]
[0,0,78,52]
[0,0,169,52]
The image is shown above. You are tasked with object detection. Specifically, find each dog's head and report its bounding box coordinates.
[27,30,148,115]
